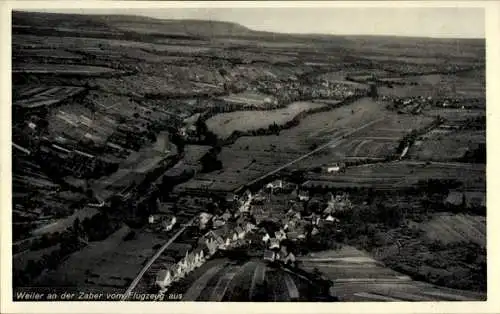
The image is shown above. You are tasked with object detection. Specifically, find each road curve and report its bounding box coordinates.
[121,217,196,300]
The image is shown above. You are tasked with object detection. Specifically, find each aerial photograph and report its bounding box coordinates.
[11,7,486,302]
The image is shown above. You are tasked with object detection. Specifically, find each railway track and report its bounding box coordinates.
[121,215,197,300]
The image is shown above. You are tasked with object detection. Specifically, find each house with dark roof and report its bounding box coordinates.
[263,250,277,262]
[444,190,465,207]
[464,191,486,209]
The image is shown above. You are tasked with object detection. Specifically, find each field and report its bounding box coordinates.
[13,48,84,60]
[300,246,485,301]
[411,213,486,247]
[303,161,485,190]
[13,85,86,109]
[12,62,120,76]
[206,101,326,139]
[13,34,192,52]
[218,91,275,106]
[47,102,117,146]
[32,226,165,293]
[32,207,99,237]
[165,257,322,301]
[423,108,485,122]
[378,70,485,99]
[93,72,223,96]
[13,245,61,273]
[319,69,393,81]
[409,130,485,161]
[179,97,438,193]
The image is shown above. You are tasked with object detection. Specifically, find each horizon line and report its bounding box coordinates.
[13,9,486,40]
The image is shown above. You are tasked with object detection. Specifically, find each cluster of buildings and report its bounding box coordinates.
[155,247,207,291]
[253,79,364,105]
[444,190,486,209]
[384,95,482,115]
[147,155,357,293]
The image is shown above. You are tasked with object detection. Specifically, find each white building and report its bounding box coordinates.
[262,233,271,244]
[269,238,280,250]
[206,238,218,256]
[325,215,339,222]
[284,252,296,265]
[266,180,283,190]
[235,226,246,239]
[156,269,173,289]
[327,166,340,173]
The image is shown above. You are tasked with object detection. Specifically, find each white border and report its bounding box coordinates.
[1,1,498,314]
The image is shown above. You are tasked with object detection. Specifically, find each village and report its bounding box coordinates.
[148,178,353,293]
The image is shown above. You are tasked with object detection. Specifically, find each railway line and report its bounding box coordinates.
[121,215,197,300]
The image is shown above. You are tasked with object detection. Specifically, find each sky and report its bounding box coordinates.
[31,7,485,39]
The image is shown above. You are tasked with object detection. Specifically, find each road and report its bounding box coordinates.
[121,216,196,300]
[237,117,386,193]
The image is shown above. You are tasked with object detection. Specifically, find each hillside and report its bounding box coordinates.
[12,11,259,39]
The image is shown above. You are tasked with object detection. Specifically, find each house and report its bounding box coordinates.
[464,191,486,208]
[184,251,196,272]
[204,230,224,246]
[311,227,320,236]
[445,190,464,207]
[220,210,231,221]
[194,250,205,267]
[205,238,218,256]
[266,180,283,191]
[213,218,226,229]
[312,216,321,226]
[175,263,185,279]
[263,250,277,262]
[205,235,224,250]
[284,252,296,265]
[163,216,177,232]
[156,269,173,289]
[148,215,155,224]
[225,193,238,204]
[294,211,302,220]
[217,235,227,247]
[286,231,300,241]
[269,238,280,250]
[298,190,310,202]
[179,254,188,270]
[199,212,213,225]
[170,216,177,226]
[325,215,339,222]
[326,165,341,173]
[275,230,287,241]
[244,222,257,233]
[283,223,290,231]
[286,208,297,218]
[235,226,246,239]
[262,233,271,244]
[252,192,267,204]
